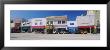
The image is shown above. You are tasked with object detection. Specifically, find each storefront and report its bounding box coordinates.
[67,27,78,33]
[31,26,45,33]
[21,26,31,33]
[11,23,21,33]
[78,26,96,34]
[46,25,54,34]
[67,21,78,34]
[30,18,46,34]
[76,10,100,34]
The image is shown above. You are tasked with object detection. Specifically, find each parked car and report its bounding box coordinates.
[53,30,69,34]
[74,29,81,34]
[53,30,59,34]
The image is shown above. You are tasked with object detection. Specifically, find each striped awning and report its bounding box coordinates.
[78,26,95,28]
[31,26,45,28]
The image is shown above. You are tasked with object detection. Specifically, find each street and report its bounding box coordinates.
[10,33,100,40]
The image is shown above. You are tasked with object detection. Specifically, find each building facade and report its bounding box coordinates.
[30,18,46,33]
[21,21,31,33]
[11,18,22,33]
[46,16,67,34]
[67,21,78,33]
[11,10,100,34]
[76,10,100,34]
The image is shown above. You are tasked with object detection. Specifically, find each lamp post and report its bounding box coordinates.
[90,26,91,34]
[89,15,91,34]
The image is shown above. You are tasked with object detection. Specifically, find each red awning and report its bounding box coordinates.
[78,26,95,28]
[31,26,45,28]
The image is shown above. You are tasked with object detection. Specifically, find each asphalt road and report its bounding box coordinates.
[10,33,100,40]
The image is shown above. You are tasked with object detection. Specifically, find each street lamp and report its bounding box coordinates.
[89,15,91,34]
[90,26,91,34]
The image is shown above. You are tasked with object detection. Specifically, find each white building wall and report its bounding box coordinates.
[53,21,57,25]
[76,15,95,26]
[21,22,31,27]
[67,21,77,27]
[30,18,46,26]
[53,21,67,25]
[52,20,67,30]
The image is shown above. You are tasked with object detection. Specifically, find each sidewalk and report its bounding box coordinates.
[10,33,100,40]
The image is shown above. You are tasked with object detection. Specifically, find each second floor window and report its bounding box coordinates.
[35,23,37,25]
[47,21,49,25]
[62,21,65,24]
[70,23,74,25]
[40,22,42,25]
[27,23,30,24]
[58,21,61,24]
[50,21,53,24]
[23,24,25,25]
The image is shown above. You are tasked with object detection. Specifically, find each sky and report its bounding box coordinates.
[10,10,87,21]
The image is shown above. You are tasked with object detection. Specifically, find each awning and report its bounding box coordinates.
[31,26,45,28]
[78,26,95,28]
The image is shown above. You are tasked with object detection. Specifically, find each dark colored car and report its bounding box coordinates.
[74,29,81,34]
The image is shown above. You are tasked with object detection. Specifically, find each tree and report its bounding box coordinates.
[10,19,13,23]
[21,18,27,22]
